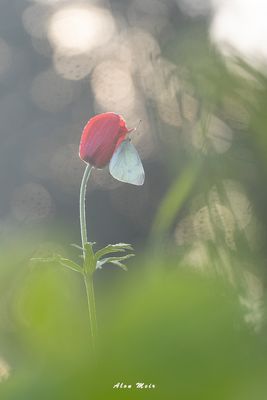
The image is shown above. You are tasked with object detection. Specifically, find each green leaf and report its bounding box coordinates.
[31,255,83,274]
[57,257,83,274]
[30,257,56,264]
[71,242,96,253]
[70,243,83,251]
[95,243,133,261]
[83,242,96,275]
[97,253,135,271]
[109,260,128,271]
[87,242,97,247]
[84,242,95,257]
[30,253,63,265]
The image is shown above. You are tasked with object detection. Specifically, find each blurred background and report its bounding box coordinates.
[1,0,267,398]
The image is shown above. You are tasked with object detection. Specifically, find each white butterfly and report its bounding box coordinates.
[109,139,145,186]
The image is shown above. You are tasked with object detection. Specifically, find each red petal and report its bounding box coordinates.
[79,113,129,168]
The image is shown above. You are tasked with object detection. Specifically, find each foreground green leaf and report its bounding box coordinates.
[97,253,135,271]
[95,243,133,261]
[31,255,83,274]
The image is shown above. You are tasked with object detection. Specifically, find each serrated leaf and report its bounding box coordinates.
[112,243,133,248]
[98,253,135,265]
[31,254,83,274]
[58,258,83,273]
[109,260,128,271]
[95,243,133,261]
[97,253,134,271]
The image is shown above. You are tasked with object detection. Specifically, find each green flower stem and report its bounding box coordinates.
[83,274,97,346]
[80,163,93,253]
[79,163,97,347]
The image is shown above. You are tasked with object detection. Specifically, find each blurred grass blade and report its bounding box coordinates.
[151,160,201,236]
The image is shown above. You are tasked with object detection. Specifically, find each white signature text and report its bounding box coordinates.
[113,382,156,389]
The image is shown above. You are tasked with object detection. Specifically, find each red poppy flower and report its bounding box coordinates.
[79,112,131,168]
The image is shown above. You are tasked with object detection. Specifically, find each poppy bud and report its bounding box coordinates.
[79,112,131,168]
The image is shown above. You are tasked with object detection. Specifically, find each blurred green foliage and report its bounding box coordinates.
[1,1,267,399]
[1,251,267,400]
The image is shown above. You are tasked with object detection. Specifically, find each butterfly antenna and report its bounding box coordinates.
[129,120,142,136]
[136,119,142,131]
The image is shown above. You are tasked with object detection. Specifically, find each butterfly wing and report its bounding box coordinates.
[109,140,145,185]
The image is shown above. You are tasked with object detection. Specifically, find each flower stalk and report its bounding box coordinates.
[79,164,93,255]
[79,163,97,348]
[83,272,97,348]
[30,113,139,350]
